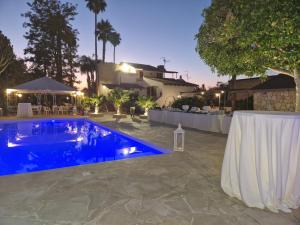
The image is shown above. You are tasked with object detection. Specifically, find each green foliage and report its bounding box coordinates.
[108,89,130,111]
[23,0,79,85]
[85,0,106,14]
[109,32,121,47]
[196,0,300,77]
[0,31,14,75]
[109,32,121,63]
[171,97,205,110]
[81,97,91,109]
[137,96,157,110]
[89,96,101,106]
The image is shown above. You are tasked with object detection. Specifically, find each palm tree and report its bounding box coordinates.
[89,96,100,114]
[96,19,114,63]
[79,55,96,96]
[85,0,106,63]
[85,0,106,94]
[108,32,121,63]
[137,96,157,116]
[108,89,130,115]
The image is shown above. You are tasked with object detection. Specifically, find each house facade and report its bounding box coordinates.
[97,62,198,106]
[229,74,296,111]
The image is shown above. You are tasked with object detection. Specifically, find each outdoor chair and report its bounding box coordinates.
[32,105,42,115]
[52,105,58,114]
[58,106,67,115]
[43,106,51,115]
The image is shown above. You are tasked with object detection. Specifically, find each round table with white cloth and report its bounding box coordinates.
[221,111,300,212]
[17,103,33,117]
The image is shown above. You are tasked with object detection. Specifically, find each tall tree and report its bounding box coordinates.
[0,31,14,75]
[85,0,107,95]
[109,32,121,63]
[23,0,79,86]
[79,55,96,96]
[196,0,300,111]
[85,0,106,64]
[96,19,114,63]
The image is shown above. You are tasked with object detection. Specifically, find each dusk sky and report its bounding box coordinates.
[0,0,228,89]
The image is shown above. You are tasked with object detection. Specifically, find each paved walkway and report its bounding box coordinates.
[0,114,299,225]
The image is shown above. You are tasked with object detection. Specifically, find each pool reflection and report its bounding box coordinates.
[0,119,163,175]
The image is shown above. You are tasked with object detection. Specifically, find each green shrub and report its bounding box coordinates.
[137,96,157,115]
[171,96,205,110]
[107,89,131,114]
[236,96,253,110]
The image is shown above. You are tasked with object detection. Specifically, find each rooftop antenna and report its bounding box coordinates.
[184,70,189,80]
[160,57,170,67]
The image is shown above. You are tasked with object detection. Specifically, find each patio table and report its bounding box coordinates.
[17,103,33,117]
[221,111,300,212]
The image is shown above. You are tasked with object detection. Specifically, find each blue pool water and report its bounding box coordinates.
[0,119,168,176]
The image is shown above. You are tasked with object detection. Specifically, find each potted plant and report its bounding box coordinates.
[137,96,157,116]
[108,89,130,115]
[81,97,91,115]
[89,96,100,114]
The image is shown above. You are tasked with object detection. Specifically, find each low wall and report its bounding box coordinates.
[253,90,295,112]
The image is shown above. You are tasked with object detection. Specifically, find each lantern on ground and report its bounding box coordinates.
[174,123,185,151]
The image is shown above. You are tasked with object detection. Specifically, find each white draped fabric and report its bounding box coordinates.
[149,110,231,134]
[221,111,300,213]
[17,103,33,117]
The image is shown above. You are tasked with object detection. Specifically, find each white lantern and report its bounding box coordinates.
[174,123,185,151]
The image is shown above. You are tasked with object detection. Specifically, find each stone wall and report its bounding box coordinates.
[253,89,295,111]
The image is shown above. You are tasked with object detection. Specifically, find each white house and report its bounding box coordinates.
[97,62,199,106]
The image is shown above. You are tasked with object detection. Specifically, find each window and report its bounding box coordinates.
[157,72,163,78]
[137,71,143,81]
[147,86,157,98]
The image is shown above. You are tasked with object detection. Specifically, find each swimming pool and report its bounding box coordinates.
[0,119,169,176]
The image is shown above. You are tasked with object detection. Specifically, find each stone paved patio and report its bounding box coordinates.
[0,114,299,225]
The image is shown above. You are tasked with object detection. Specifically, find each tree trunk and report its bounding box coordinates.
[94,104,99,114]
[94,13,99,96]
[113,46,115,63]
[56,35,63,82]
[102,40,106,63]
[144,107,149,116]
[294,68,300,112]
[87,72,91,96]
[90,69,95,94]
[94,13,98,63]
[230,75,237,111]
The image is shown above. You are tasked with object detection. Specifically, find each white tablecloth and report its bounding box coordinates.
[17,103,33,117]
[221,111,300,212]
[149,110,231,134]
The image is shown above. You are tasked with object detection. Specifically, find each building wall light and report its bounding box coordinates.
[119,63,136,73]
[6,89,14,95]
